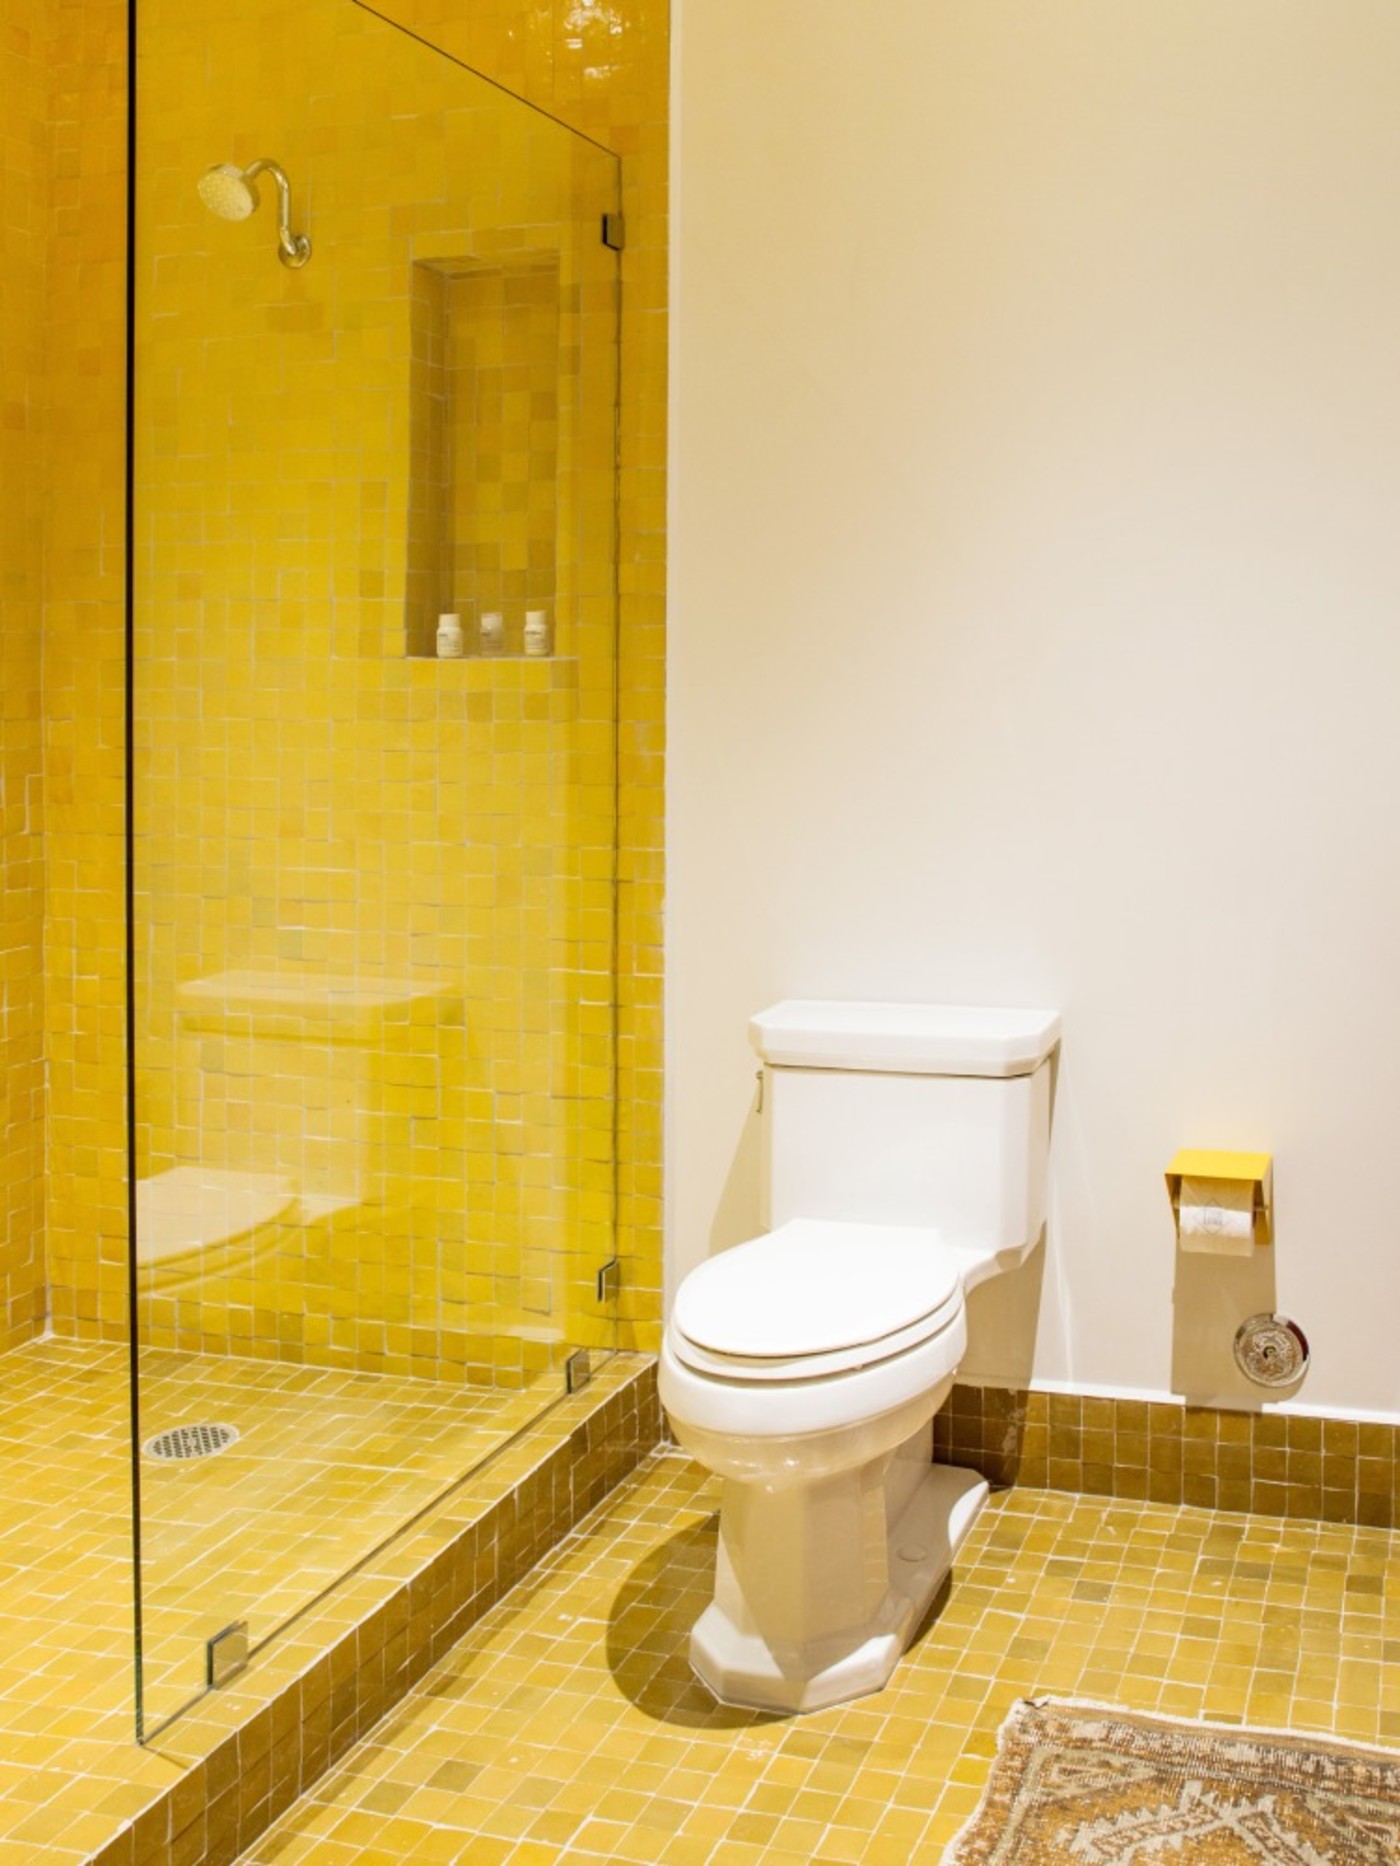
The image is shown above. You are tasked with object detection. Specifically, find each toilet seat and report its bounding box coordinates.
[671,1219,965,1381]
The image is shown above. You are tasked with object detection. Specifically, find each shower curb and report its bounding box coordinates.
[84,1356,662,1866]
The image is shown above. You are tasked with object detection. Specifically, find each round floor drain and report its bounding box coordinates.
[143,1422,239,1462]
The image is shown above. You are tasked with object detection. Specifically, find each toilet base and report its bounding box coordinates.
[691,1460,989,1715]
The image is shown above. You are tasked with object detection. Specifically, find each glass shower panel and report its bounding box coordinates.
[130,0,619,1732]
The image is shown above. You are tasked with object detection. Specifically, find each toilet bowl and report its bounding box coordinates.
[662,1219,988,1713]
[658,1000,1059,1714]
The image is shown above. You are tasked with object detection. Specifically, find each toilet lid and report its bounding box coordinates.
[672,1219,963,1366]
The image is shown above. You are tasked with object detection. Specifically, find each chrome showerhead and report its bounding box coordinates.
[196,158,312,268]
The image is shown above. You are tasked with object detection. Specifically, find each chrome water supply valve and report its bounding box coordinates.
[1233,1313,1309,1388]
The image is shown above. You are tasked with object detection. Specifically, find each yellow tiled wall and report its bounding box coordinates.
[373,0,670,1353]
[42,0,131,1342]
[40,0,667,1364]
[125,0,620,1383]
[0,0,51,1352]
[408,252,576,660]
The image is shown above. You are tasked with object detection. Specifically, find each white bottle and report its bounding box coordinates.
[436,613,463,658]
[479,610,504,655]
[523,609,551,657]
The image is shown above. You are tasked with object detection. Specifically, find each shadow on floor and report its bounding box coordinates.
[605,1509,957,1730]
[605,1514,790,1730]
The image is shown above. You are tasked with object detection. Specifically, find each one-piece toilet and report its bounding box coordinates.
[659,999,1059,1714]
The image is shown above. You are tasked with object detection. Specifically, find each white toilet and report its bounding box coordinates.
[659,999,1059,1714]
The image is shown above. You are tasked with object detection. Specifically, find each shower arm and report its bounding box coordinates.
[245,158,312,269]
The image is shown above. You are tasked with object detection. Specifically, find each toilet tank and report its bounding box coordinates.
[751,1002,1060,1253]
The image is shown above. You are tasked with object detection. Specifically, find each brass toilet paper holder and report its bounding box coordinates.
[1165,1148,1273,1248]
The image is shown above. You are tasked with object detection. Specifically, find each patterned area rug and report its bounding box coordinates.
[945,1700,1400,1863]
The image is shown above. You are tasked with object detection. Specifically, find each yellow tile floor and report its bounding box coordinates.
[0,1336,555,1855]
[246,1449,1400,1866]
[136,1348,552,1718]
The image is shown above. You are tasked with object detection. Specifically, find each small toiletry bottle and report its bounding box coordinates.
[479,610,504,655]
[436,612,463,658]
[523,608,551,657]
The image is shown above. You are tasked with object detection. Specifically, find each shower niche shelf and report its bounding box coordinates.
[404,248,572,662]
[420,651,580,667]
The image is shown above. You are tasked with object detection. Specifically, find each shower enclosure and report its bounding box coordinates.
[128,0,621,1733]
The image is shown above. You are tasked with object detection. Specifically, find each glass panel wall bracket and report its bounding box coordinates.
[205,1621,249,1689]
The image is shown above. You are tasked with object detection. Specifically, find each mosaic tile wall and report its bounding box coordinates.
[118,0,619,1382]
[376,0,670,1355]
[37,0,668,1369]
[442,258,564,651]
[936,1382,1400,1530]
[41,0,131,1342]
[0,0,54,1352]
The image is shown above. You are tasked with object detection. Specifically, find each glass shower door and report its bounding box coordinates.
[129,0,620,1734]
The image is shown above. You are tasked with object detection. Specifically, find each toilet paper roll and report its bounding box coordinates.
[1177,1175,1256,1255]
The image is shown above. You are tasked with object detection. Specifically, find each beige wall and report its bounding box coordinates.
[667,1,1400,1415]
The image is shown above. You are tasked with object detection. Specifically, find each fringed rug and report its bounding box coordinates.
[945,1699,1400,1863]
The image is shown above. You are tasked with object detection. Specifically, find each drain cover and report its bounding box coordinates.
[143,1422,239,1462]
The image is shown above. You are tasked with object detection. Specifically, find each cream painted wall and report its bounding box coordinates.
[666,0,1400,1415]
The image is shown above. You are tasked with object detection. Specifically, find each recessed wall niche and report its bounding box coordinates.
[407,252,567,658]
